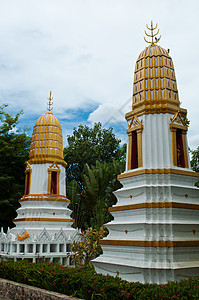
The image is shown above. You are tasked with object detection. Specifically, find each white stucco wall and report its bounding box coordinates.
[29,163,66,196]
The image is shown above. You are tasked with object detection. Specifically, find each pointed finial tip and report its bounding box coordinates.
[47,91,53,112]
[144,21,161,45]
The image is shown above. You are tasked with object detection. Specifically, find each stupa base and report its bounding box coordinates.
[93,257,199,284]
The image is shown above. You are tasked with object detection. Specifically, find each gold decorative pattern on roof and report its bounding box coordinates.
[144,21,161,45]
[29,106,65,165]
[128,42,185,117]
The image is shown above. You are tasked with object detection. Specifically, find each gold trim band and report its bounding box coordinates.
[19,197,69,203]
[118,168,199,179]
[109,202,199,212]
[19,194,70,203]
[100,240,199,247]
[125,102,187,119]
[22,194,67,198]
[14,218,74,222]
[28,158,67,168]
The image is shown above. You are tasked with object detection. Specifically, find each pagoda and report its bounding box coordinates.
[93,22,199,284]
[0,92,77,264]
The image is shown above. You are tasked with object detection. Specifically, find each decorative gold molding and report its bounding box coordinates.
[182,132,189,168]
[137,129,143,167]
[109,202,199,212]
[21,193,67,198]
[19,194,70,203]
[19,197,69,203]
[100,240,199,247]
[25,161,32,170]
[57,173,60,195]
[170,127,177,166]
[48,170,52,194]
[125,103,187,120]
[118,168,199,179]
[28,158,67,168]
[48,162,61,194]
[17,230,30,241]
[127,124,143,134]
[127,115,143,131]
[169,114,188,168]
[169,123,187,132]
[127,134,132,171]
[170,111,187,126]
[49,162,60,169]
[14,217,74,222]
[127,115,143,170]
[24,168,32,195]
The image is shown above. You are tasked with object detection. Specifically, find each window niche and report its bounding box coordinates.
[176,129,185,168]
[130,131,138,169]
[170,112,188,168]
[51,171,58,194]
[47,162,61,195]
[127,116,143,170]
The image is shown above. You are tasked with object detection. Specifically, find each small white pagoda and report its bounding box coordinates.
[0,92,77,264]
[93,23,199,284]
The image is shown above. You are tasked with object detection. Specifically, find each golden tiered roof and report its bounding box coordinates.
[29,92,66,167]
[126,22,187,119]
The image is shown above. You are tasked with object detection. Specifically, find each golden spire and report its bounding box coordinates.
[47,91,53,112]
[144,21,161,45]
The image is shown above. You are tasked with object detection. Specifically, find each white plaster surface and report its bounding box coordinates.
[0,160,76,264]
[93,170,199,283]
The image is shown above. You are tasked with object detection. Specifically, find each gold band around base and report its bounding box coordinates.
[100,240,199,247]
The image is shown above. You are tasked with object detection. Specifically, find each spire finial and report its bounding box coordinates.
[144,21,161,45]
[47,91,53,112]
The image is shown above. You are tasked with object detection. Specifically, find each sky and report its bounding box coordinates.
[0,0,199,150]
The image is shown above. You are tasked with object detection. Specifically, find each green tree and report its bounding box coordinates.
[190,146,199,187]
[67,179,83,228]
[0,104,31,231]
[190,146,199,172]
[68,160,124,229]
[64,122,126,185]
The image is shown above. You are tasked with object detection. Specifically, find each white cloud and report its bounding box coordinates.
[0,0,198,150]
[88,103,125,124]
[9,126,18,134]
[188,134,199,151]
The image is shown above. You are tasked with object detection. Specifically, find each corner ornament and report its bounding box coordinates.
[170,111,187,126]
[17,230,30,241]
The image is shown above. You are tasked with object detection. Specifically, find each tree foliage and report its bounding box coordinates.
[190,146,199,173]
[190,146,199,187]
[0,104,31,231]
[67,160,124,230]
[65,123,126,230]
[67,226,106,267]
[64,122,126,185]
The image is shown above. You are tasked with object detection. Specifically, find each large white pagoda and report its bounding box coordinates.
[93,23,199,284]
[0,92,77,264]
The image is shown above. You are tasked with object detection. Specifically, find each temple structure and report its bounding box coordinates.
[0,92,77,264]
[93,22,199,284]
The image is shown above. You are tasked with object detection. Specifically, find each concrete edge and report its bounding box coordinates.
[0,278,82,300]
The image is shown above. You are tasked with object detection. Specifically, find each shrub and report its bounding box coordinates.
[67,226,106,267]
[0,260,199,299]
